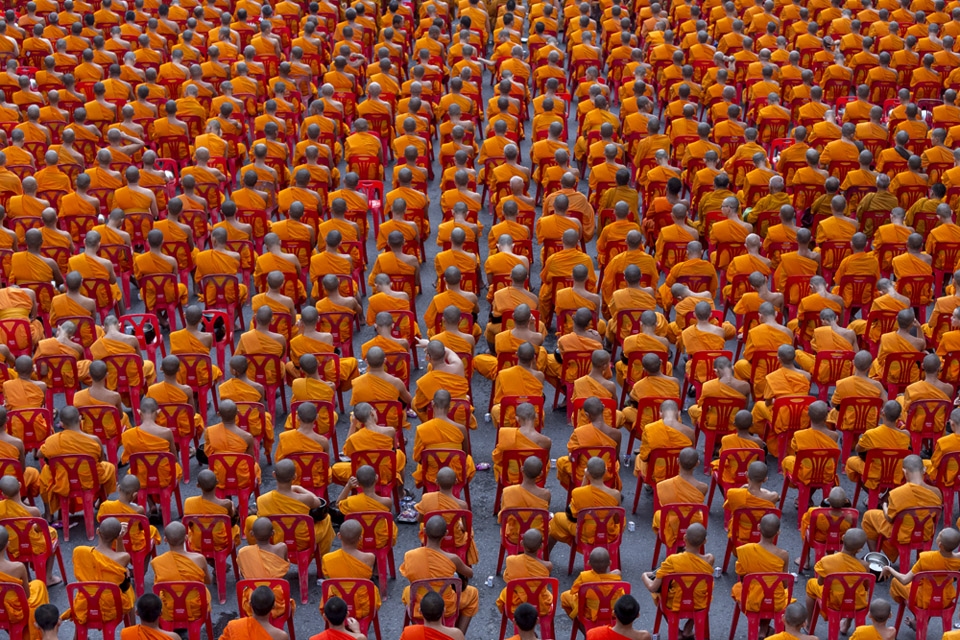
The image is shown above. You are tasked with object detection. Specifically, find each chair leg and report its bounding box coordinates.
[728,608,740,640]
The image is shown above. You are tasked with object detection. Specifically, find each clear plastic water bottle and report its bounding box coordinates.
[485,576,494,588]
[358,360,368,374]
[627,521,635,532]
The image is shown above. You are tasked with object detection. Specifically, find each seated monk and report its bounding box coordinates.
[772,228,819,295]
[572,350,626,428]
[361,310,416,371]
[604,266,659,353]
[554,264,606,337]
[545,307,605,390]
[35,320,91,386]
[556,393,622,483]
[787,276,845,344]
[10,228,63,291]
[477,300,549,379]
[496,530,554,617]
[367,230,421,297]
[583,594,652,640]
[548,455,622,558]
[412,390,475,489]
[170,305,223,385]
[350,345,414,430]
[330,401,405,486]
[803,527,871,631]
[0,283,44,346]
[641,523,714,638]
[560,547,625,621]
[891,232,933,305]
[147,356,205,442]
[829,351,887,431]
[861,454,943,562]
[219,585,289,640]
[335,464,396,564]
[652,448,707,549]
[218,355,275,455]
[869,308,926,384]
[195,227,249,304]
[636,399,694,483]
[752,346,813,454]
[74,359,132,437]
[481,263,540,346]
[320,520,381,621]
[244,459,334,556]
[400,515,479,633]
[721,235,770,302]
[150,523,212,624]
[310,229,356,299]
[415,465,479,566]
[884,527,960,612]
[97,474,161,554]
[283,354,339,432]
[236,303,287,363]
[183,470,241,552]
[0,474,56,588]
[723,461,780,546]
[735,302,815,394]
[238,517,296,619]
[365,274,419,336]
[621,354,681,430]
[121,398,181,488]
[679,300,736,377]
[731,514,790,636]
[657,240,718,314]
[255,233,307,306]
[688,358,751,436]
[315,596,368,640]
[615,309,672,385]
[491,342,545,427]
[492,399,552,483]
[275,401,331,482]
[923,270,960,342]
[69,518,135,627]
[434,227,480,293]
[424,266,481,341]
[412,341,473,423]
[780,401,841,488]
[115,166,159,219]
[288,303,359,391]
[251,269,298,335]
[203,400,262,486]
[846,399,912,494]
[134,230,189,317]
[601,230,658,315]
[538,229,595,322]
[0,525,49,640]
[848,278,911,342]
[67,230,124,312]
[901,354,954,427]
[4,356,49,439]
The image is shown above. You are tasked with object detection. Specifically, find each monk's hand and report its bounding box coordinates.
[119,522,129,538]
[345,617,360,633]
[345,476,358,491]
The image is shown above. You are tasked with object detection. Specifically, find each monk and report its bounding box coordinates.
[884,527,960,616]
[121,398,181,489]
[350,345,413,429]
[0,476,57,588]
[134,229,188,316]
[604,264,657,345]
[215,355,274,451]
[869,308,926,383]
[97,475,161,554]
[847,600,897,640]
[657,241,718,313]
[498,455,552,548]
[415,464,478,558]
[424,266,481,341]
[38,406,117,515]
[238,517,296,619]
[621,353,681,430]
[335,466,395,565]
[115,166,158,218]
[731,514,790,636]
[331,401,405,486]
[195,227,249,304]
[67,230,123,310]
[74,359,132,439]
[490,342,545,427]
[891,233,933,306]
[561,546,625,623]
[151,522,211,622]
[723,461,780,545]
[256,233,307,306]
[147,356,205,441]
[652,448,707,548]
[736,302,814,394]
[641,523,714,639]
[220,586,288,640]
[497,529,553,616]
[120,594,181,640]
[236,303,286,362]
[70,518,135,627]
[636,397,694,479]
[482,264,540,346]
[861,455,942,561]
[169,306,222,386]
[780,399,841,484]
[400,515,479,632]
[288,303,359,391]
[752,346,813,453]
[548,456,622,558]
[572,350,625,428]
[183,469,241,552]
[0,283,43,345]
[312,596,366,640]
[539,228,595,322]
[804,528,871,632]
[679,299,735,379]
[413,341,472,422]
[928,408,960,490]
[203,399,261,487]
[4,356,49,438]
[688,358,751,437]
[772,228,819,294]
[367,230,421,295]
[247,459,333,556]
[310,230,355,298]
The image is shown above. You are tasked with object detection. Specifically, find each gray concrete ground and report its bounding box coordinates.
[28,54,937,640]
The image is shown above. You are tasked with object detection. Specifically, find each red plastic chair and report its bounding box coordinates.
[809,572,876,637]
[177,352,218,420]
[813,350,856,401]
[209,452,260,524]
[836,396,885,460]
[129,451,183,526]
[936,450,960,525]
[153,581,214,640]
[493,448,549,515]
[418,448,472,507]
[552,350,595,416]
[729,572,796,640]
[47,454,101,541]
[778,448,840,518]
[74,405,122,467]
[95,512,153,595]
[652,573,715,640]
[78,278,117,322]
[707,448,764,506]
[199,309,234,373]
[119,313,166,366]
[624,394,678,455]
[199,274,245,329]
[312,351,346,413]
[797,508,861,573]
[496,507,550,574]
[422,508,473,564]
[721,506,782,572]
[344,510,397,596]
[351,450,400,511]
[34,354,79,408]
[138,273,186,331]
[155,402,198,481]
[245,352,287,415]
[285,450,330,500]
[568,506,625,575]
[634,447,683,514]
[0,582,30,639]
[183,513,239,605]
[892,570,960,640]
[569,580,630,640]
[681,350,733,400]
[769,396,816,465]
[101,353,145,416]
[317,310,356,357]
[0,516,67,584]
[878,506,945,571]
[852,448,910,509]
[266,513,321,605]
[895,274,935,323]
[880,350,926,397]
[650,503,709,570]
[0,318,32,358]
[499,577,559,640]
[403,577,461,627]
[694,395,746,473]
[66,581,125,640]
[237,579,297,639]
[905,398,952,452]
[6,407,52,455]
[322,578,383,639]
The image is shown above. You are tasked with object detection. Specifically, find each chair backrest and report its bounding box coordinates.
[819,572,875,616]
[344,510,396,551]
[569,445,619,488]
[183,513,236,554]
[48,453,100,495]
[737,572,795,617]
[102,353,145,392]
[350,449,398,497]
[265,512,316,553]
[890,506,944,547]
[502,577,559,621]
[836,396,884,435]
[237,578,293,629]
[66,581,125,628]
[35,354,80,392]
[575,580,630,625]
[155,402,196,439]
[209,452,259,491]
[0,516,55,565]
[406,577,461,626]
[0,580,28,634]
[792,448,841,485]
[0,318,32,357]
[906,571,960,614]
[714,448,764,489]
[419,448,469,494]
[153,581,211,625]
[905,398,952,437]
[129,451,180,492]
[655,503,707,546]
[862,448,910,487]
[321,578,381,625]
[658,573,714,614]
[805,507,860,550]
[245,352,285,387]
[727,506,782,545]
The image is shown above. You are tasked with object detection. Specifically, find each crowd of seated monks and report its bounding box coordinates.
[7,0,960,636]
